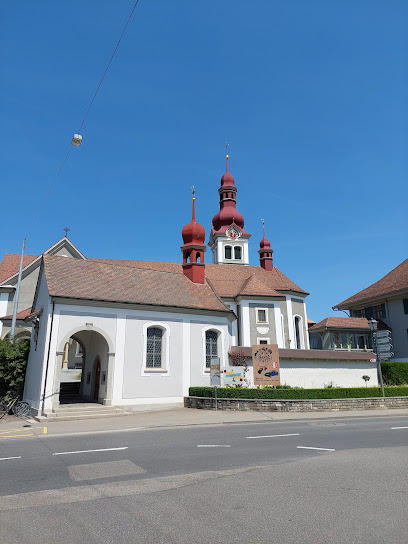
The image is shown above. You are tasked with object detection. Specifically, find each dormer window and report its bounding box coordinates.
[225,246,232,259]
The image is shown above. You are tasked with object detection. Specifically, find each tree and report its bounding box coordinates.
[0,339,30,397]
[362,375,370,387]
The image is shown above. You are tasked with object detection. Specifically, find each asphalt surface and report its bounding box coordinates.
[1,415,407,543]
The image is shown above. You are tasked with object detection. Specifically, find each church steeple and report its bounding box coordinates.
[209,153,251,265]
[258,219,273,271]
[181,188,206,284]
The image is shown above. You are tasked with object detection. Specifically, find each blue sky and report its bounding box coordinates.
[1,1,407,321]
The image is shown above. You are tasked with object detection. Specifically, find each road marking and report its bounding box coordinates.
[52,447,128,456]
[0,456,22,461]
[43,426,48,434]
[297,446,335,452]
[247,433,300,439]
[197,445,230,448]
[0,433,34,439]
[391,426,408,430]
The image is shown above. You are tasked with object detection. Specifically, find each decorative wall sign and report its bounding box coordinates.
[226,225,242,239]
[252,344,280,386]
[223,366,244,387]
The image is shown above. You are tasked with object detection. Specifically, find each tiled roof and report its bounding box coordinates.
[230,346,375,361]
[335,258,408,309]
[308,317,370,332]
[0,254,38,284]
[90,258,307,298]
[0,307,33,322]
[43,256,232,314]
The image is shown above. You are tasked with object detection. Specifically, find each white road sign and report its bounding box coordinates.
[375,331,391,338]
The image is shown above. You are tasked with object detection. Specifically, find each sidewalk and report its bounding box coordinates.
[0,406,407,437]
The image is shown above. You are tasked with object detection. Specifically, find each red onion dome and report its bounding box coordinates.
[182,200,205,245]
[259,234,271,249]
[220,169,235,187]
[212,205,245,231]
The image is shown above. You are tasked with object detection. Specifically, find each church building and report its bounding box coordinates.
[23,157,310,415]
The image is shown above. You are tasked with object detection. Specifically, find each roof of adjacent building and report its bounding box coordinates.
[0,307,33,322]
[42,255,232,314]
[335,258,408,309]
[308,317,371,332]
[0,254,38,284]
[229,346,375,361]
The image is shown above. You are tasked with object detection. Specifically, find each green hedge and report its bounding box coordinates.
[381,362,408,386]
[189,386,408,400]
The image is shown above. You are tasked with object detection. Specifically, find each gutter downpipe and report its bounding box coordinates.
[41,301,55,416]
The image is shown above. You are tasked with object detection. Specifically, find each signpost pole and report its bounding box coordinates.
[214,385,217,411]
[373,331,385,398]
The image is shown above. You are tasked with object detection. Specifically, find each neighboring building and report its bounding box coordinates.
[0,237,85,341]
[334,259,408,361]
[308,317,374,351]
[21,158,313,415]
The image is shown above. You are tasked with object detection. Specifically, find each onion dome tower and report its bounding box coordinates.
[209,153,251,265]
[181,189,206,284]
[258,220,274,271]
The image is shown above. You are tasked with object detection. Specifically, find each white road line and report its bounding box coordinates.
[197,445,230,448]
[297,446,335,452]
[391,426,408,430]
[52,447,128,456]
[0,456,22,461]
[247,433,300,439]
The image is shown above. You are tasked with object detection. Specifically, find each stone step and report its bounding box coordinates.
[34,411,134,422]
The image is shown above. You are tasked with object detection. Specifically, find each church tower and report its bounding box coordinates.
[181,192,206,284]
[209,155,251,265]
[258,221,274,271]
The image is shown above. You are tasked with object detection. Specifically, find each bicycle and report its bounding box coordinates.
[0,395,31,419]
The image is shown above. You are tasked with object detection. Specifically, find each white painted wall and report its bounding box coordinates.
[0,292,8,337]
[231,358,378,389]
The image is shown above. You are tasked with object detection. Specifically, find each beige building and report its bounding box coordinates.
[334,259,408,361]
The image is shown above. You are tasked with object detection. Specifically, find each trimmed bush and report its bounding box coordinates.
[189,386,408,400]
[381,362,408,386]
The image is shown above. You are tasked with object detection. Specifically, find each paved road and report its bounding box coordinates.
[1,416,407,543]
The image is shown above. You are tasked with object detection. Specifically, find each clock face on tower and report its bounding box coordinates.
[226,226,242,239]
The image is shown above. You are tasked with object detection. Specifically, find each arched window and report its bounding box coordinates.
[234,246,242,260]
[196,252,201,263]
[294,316,302,349]
[205,330,218,368]
[146,327,163,368]
[225,246,232,259]
[185,252,190,263]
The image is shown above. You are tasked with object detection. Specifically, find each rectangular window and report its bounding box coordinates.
[403,299,408,314]
[373,304,386,319]
[257,337,270,345]
[256,309,268,323]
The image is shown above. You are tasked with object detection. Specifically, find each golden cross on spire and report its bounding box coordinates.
[191,185,196,200]
[225,141,229,160]
[261,218,265,236]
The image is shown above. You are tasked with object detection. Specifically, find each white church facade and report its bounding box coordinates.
[15,158,312,415]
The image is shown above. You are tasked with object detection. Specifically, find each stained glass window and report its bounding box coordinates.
[206,330,218,368]
[146,327,163,368]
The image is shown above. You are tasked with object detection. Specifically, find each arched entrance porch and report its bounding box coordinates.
[54,327,114,410]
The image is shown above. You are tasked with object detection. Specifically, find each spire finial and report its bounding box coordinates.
[225,141,230,169]
[261,218,265,237]
[190,186,196,220]
[63,227,70,238]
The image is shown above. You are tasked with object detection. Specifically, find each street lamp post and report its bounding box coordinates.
[368,318,385,398]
